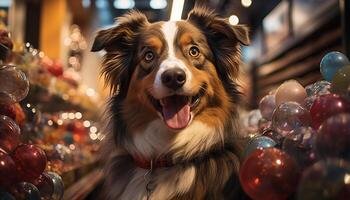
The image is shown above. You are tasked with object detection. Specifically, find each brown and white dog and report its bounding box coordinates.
[92,6,249,200]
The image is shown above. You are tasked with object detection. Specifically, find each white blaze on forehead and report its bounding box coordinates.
[153,21,192,99]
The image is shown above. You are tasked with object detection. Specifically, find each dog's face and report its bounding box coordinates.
[92,7,249,135]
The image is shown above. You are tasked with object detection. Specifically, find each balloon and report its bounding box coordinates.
[259,94,276,120]
[12,144,47,182]
[272,102,311,136]
[332,66,350,95]
[275,80,307,106]
[245,109,262,133]
[0,65,29,104]
[240,148,299,200]
[243,136,276,158]
[0,115,21,153]
[32,173,53,200]
[0,151,17,189]
[310,94,350,129]
[297,159,350,200]
[320,51,350,81]
[262,129,284,145]
[11,182,41,200]
[282,127,318,168]
[315,113,350,160]
[258,118,271,133]
[305,81,331,97]
[47,172,64,200]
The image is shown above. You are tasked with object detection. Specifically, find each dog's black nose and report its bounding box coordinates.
[161,68,186,90]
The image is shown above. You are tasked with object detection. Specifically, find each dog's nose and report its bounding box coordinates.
[161,68,186,90]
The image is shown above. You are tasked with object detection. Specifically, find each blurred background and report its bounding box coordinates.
[0,0,349,199]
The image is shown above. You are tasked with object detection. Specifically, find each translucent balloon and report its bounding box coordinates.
[0,65,29,104]
[305,81,331,97]
[47,172,64,200]
[332,66,350,95]
[320,51,350,81]
[12,144,47,182]
[0,115,21,153]
[275,80,307,106]
[310,94,350,129]
[243,136,276,158]
[272,102,311,136]
[315,113,350,160]
[259,94,276,120]
[282,127,318,168]
[240,148,299,200]
[297,159,350,200]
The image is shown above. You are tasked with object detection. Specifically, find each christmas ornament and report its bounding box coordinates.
[272,102,311,136]
[259,94,276,120]
[275,80,307,106]
[0,115,21,153]
[243,136,276,158]
[310,94,350,129]
[32,173,53,200]
[0,151,17,189]
[331,66,350,95]
[12,144,47,182]
[11,182,41,200]
[320,51,350,81]
[240,148,299,200]
[0,65,29,104]
[47,172,64,200]
[315,113,350,160]
[297,159,350,200]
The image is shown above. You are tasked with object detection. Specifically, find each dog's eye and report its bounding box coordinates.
[189,46,200,57]
[144,51,154,62]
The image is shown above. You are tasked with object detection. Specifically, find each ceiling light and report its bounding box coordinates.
[241,0,252,8]
[170,0,185,20]
[113,0,135,9]
[229,15,239,25]
[150,0,167,9]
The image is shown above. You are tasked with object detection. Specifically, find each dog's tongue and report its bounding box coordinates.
[161,96,190,130]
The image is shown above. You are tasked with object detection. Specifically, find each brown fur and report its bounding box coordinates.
[92,6,250,200]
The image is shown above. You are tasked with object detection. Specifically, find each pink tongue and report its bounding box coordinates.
[162,96,190,130]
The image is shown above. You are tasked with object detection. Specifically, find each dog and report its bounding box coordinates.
[92,6,250,200]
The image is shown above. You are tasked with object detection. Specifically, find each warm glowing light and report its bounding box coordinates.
[47,120,53,126]
[69,144,76,150]
[68,113,75,120]
[61,113,68,119]
[83,120,91,128]
[90,133,98,140]
[229,15,239,25]
[241,0,252,8]
[90,126,97,134]
[170,0,185,20]
[57,119,63,125]
[86,88,95,97]
[276,159,282,165]
[75,112,82,119]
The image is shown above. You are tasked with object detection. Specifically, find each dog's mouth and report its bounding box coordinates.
[147,84,207,130]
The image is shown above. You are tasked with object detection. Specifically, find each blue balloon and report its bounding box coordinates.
[243,136,277,158]
[320,51,350,81]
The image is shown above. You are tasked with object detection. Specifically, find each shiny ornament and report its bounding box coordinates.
[243,136,276,158]
[262,129,284,145]
[305,81,331,97]
[0,115,21,153]
[0,151,17,189]
[275,80,307,106]
[259,94,276,120]
[315,113,350,160]
[320,51,350,81]
[272,102,311,136]
[12,144,47,182]
[310,94,350,129]
[297,159,350,200]
[11,182,41,200]
[0,65,29,104]
[332,66,350,95]
[240,148,299,200]
[32,173,53,200]
[47,172,64,200]
[282,127,318,168]
[258,118,271,133]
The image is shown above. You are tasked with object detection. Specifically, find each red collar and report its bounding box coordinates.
[133,155,172,169]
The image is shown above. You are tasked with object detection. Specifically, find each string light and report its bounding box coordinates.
[229,15,239,25]
[241,0,252,8]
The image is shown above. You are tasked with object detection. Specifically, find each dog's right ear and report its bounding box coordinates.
[91,10,149,52]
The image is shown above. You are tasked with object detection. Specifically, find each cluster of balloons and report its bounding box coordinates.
[0,65,64,200]
[240,51,350,200]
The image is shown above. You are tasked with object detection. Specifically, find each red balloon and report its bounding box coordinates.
[0,150,18,188]
[0,115,21,153]
[310,94,350,129]
[240,148,299,200]
[12,144,47,182]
